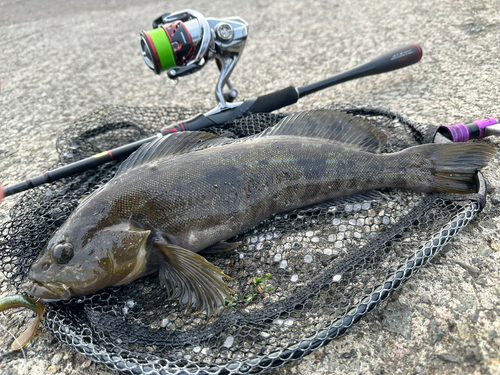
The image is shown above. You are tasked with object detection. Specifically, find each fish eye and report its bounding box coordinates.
[53,242,74,264]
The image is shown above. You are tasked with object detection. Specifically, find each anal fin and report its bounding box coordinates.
[292,191,387,214]
[199,241,242,255]
[154,239,232,316]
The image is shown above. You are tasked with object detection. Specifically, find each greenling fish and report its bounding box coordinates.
[26,110,496,316]
[0,294,45,350]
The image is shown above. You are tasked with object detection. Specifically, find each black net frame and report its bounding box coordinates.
[0,105,487,374]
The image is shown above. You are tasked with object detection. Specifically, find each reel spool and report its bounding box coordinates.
[140,10,248,108]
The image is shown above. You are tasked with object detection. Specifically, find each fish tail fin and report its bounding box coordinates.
[408,143,496,194]
[154,239,232,316]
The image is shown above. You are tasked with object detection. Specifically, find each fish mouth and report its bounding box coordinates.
[25,280,72,301]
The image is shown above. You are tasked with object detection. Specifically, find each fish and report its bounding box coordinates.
[0,294,45,350]
[26,110,496,316]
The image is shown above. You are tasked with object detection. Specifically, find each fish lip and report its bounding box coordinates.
[25,280,72,301]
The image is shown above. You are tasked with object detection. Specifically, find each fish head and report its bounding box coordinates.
[27,219,151,301]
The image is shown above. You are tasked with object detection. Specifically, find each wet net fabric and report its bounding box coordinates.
[0,105,487,374]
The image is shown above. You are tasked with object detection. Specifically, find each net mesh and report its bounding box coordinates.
[0,105,487,374]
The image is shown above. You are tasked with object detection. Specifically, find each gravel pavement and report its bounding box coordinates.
[1,0,499,374]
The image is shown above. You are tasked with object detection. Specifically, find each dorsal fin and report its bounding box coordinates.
[115,131,228,176]
[259,109,387,153]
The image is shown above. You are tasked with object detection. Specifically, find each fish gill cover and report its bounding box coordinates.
[0,105,490,374]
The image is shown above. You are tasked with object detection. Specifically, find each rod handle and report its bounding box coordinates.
[297,44,422,97]
[369,44,422,74]
[246,86,299,113]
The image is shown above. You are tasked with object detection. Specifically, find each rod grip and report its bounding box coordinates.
[371,44,422,74]
[246,86,299,114]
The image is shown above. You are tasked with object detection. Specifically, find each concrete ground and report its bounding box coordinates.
[1,0,499,374]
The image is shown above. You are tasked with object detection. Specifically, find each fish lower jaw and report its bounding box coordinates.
[26,281,72,301]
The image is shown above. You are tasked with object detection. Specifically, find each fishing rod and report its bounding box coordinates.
[4,10,425,197]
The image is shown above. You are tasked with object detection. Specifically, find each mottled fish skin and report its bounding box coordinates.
[26,110,496,314]
[93,136,424,251]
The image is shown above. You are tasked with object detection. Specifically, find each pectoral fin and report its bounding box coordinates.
[153,239,232,316]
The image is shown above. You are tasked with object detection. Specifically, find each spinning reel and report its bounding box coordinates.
[140,10,248,109]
